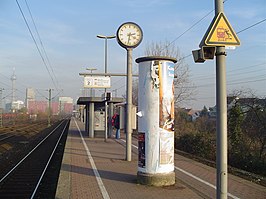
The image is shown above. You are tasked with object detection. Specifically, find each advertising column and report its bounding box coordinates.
[136,56,176,186]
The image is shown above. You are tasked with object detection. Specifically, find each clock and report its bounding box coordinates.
[116,22,143,49]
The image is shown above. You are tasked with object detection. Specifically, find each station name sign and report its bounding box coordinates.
[84,76,111,88]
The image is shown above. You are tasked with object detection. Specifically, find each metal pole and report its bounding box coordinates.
[126,48,133,161]
[215,0,227,198]
[108,102,114,137]
[97,35,115,141]
[104,37,108,141]
[105,38,108,76]
[48,88,51,127]
[89,102,94,138]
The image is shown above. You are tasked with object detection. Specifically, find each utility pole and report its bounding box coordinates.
[0,88,4,128]
[215,0,227,198]
[48,88,52,127]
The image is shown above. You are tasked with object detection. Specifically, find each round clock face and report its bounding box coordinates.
[117,22,143,48]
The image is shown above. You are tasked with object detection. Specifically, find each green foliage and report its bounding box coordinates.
[175,109,216,160]
[174,100,266,176]
[175,133,215,160]
[228,104,244,155]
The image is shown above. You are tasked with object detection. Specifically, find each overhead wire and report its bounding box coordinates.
[174,18,266,96]
[236,18,266,34]
[111,0,229,93]
[24,0,60,90]
[15,0,58,90]
[176,18,266,63]
[191,62,266,81]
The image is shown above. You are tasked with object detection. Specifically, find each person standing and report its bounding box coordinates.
[114,114,120,139]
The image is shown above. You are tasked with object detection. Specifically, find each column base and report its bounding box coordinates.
[137,171,175,186]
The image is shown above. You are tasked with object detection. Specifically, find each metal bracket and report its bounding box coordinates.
[215,51,227,56]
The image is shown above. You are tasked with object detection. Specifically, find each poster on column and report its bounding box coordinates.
[158,61,175,165]
[138,132,145,168]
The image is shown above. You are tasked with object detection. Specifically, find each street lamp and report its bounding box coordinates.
[86,67,97,97]
[97,34,116,141]
[96,35,116,76]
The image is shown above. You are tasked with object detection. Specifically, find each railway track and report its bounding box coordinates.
[0,119,70,199]
[0,132,15,141]
[0,120,49,142]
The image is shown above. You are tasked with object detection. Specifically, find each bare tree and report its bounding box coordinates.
[144,40,195,107]
[132,79,138,106]
[122,80,138,106]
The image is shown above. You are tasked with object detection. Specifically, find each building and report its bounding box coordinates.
[27,98,74,115]
[25,88,74,115]
[59,97,73,114]
[5,100,25,112]
[181,108,201,122]
[27,101,48,114]
[25,88,36,109]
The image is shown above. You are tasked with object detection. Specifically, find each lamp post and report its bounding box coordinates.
[97,34,116,141]
[86,67,97,97]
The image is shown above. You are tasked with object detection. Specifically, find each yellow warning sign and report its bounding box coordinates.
[205,12,240,46]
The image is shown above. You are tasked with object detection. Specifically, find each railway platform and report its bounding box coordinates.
[56,118,266,199]
[55,118,203,199]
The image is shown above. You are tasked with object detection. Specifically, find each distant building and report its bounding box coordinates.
[181,108,201,122]
[23,87,74,115]
[27,101,47,114]
[207,97,266,120]
[27,98,73,115]
[6,100,25,112]
[59,97,73,104]
[26,88,36,110]
[59,97,74,114]
[227,96,266,110]
[26,88,35,100]
[208,106,217,119]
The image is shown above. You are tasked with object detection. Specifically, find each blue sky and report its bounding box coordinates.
[0,0,265,109]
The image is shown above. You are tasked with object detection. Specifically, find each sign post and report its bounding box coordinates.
[192,0,240,198]
[215,2,228,199]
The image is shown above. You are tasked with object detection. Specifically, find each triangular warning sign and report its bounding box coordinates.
[205,12,240,46]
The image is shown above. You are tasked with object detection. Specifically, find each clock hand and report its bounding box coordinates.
[127,32,137,44]
[127,33,132,44]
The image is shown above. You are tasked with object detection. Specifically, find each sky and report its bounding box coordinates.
[0,0,265,110]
